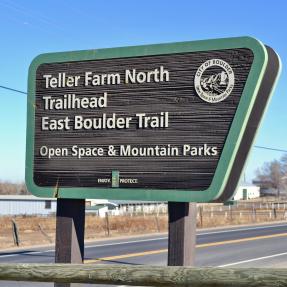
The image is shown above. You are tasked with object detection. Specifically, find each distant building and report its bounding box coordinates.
[0,195,167,217]
[87,199,120,217]
[0,185,260,216]
[0,195,57,216]
[232,184,260,200]
[89,199,167,217]
[252,180,283,197]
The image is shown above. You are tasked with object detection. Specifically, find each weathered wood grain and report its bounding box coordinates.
[168,202,197,266]
[55,199,85,264]
[34,48,253,190]
[1,264,287,286]
[54,199,85,287]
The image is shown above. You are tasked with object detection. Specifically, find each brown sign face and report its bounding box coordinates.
[33,48,253,190]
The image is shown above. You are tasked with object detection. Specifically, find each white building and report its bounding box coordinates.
[0,195,57,216]
[232,185,260,201]
[88,199,167,217]
[0,184,261,216]
[0,195,167,217]
[87,199,120,217]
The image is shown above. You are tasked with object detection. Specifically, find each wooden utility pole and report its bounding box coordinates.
[54,199,85,287]
[167,202,197,266]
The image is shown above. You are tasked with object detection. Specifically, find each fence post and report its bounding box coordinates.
[273,208,277,219]
[154,214,160,232]
[105,212,110,237]
[11,219,20,247]
[229,206,233,223]
[199,206,203,227]
[252,207,257,222]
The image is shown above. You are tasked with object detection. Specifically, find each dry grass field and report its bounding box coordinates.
[1,204,287,249]
[0,214,168,249]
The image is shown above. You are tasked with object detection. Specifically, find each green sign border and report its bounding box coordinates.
[26,36,268,202]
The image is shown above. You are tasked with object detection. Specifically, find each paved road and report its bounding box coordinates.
[1,222,287,286]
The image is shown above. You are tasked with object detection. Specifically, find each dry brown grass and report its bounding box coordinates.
[0,214,167,249]
[0,210,286,249]
[85,214,167,236]
[197,209,287,228]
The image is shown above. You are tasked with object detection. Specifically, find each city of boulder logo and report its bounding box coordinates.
[194,59,235,103]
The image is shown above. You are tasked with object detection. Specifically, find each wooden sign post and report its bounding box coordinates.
[168,202,197,266]
[55,199,85,287]
[25,37,281,269]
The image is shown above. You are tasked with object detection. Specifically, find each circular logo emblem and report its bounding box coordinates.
[194,59,235,103]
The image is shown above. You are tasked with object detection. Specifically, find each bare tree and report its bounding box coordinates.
[281,154,287,187]
[256,159,286,197]
[0,182,30,195]
[281,154,287,175]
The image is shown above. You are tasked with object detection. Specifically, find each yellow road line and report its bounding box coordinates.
[85,249,167,264]
[84,232,287,264]
[196,232,287,248]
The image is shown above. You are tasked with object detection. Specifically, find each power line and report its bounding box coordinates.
[0,85,26,95]
[254,146,287,153]
[1,84,287,154]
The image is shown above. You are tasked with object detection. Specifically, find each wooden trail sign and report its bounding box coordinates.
[26,37,281,202]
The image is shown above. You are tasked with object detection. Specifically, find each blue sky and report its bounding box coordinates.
[0,0,286,183]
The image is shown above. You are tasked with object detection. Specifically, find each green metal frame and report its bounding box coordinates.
[26,36,268,202]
